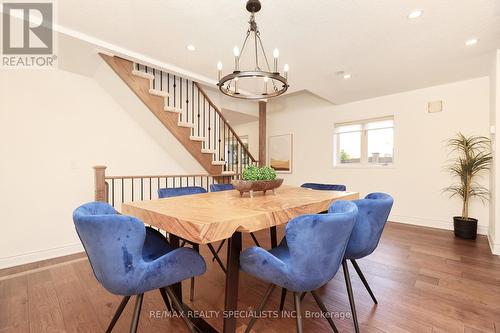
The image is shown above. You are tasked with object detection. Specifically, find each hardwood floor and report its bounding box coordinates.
[1,222,499,332]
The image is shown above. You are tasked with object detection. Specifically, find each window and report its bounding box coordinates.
[334,117,394,166]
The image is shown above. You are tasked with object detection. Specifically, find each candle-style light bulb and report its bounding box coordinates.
[273,48,279,72]
[217,61,223,81]
[284,64,289,80]
[233,46,240,71]
[263,76,269,94]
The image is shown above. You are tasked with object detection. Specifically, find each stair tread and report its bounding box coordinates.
[164,106,182,113]
[212,161,226,165]
[201,149,217,154]
[178,122,195,128]
[149,89,169,97]
[221,171,236,175]
[132,70,155,80]
[190,136,205,141]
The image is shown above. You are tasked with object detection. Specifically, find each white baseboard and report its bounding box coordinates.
[0,243,84,270]
[390,214,489,235]
[487,233,500,255]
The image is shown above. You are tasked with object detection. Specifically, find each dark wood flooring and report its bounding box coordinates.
[1,222,500,333]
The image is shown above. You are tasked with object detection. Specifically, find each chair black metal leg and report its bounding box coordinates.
[129,294,143,333]
[343,260,360,333]
[250,232,261,247]
[212,239,226,262]
[105,296,130,333]
[166,286,198,333]
[300,291,307,301]
[293,292,304,333]
[244,284,276,333]
[279,288,287,311]
[159,288,173,313]
[207,243,227,274]
[311,291,339,333]
[350,259,378,304]
[180,240,186,247]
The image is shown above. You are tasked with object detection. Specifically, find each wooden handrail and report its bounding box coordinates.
[194,82,257,163]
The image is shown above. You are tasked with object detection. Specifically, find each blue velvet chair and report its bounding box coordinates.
[341,193,393,333]
[158,186,207,198]
[209,183,262,261]
[240,200,358,333]
[209,183,235,192]
[73,201,206,333]
[301,183,347,191]
[158,186,227,301]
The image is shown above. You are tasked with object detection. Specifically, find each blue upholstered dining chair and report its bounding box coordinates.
[158,186,207,198]
[340,192,394,333]
[209,183,235,192]
[240,200,358,333]
[158,186,227,301]
[73,201,205,333]
[209,183,262,261]
[301,183,347,191]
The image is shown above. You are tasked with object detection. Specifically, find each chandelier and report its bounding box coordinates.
[216,0,289,100]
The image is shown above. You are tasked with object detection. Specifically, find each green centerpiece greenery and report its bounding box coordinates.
[242,165,277,181]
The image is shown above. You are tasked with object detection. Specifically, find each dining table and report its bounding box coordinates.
[122,185,359,333]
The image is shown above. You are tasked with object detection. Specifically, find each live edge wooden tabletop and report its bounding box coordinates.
[122,185,359,244]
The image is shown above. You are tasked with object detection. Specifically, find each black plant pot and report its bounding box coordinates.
[453,216,478,240]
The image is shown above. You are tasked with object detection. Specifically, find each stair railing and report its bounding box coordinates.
[135,64,258,175]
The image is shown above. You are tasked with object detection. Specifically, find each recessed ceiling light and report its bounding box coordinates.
[186,44,196,51]
[343,74,352,79]
[408,10,423,19]
[465,38,478,46]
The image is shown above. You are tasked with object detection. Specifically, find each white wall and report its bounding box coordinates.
[489,50,500,254]
[0,65,203,268]
[249,77,491,234]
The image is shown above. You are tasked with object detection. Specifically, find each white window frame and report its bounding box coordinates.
[333,116,394,168]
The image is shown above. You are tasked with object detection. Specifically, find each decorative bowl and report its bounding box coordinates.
[231,179,284,198]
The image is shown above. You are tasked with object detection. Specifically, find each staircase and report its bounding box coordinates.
[100,54,257,175]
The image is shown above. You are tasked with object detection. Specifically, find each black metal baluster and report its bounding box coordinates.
[149,178,152,199]
[140,178,144,200]
[157,177,160,197]
[218,116,222,163]
[160,71,163,91]
[131,178,134,201]
[173,75,177,118]
[180,78,183,122]
[167,73,170,106]
[121,179,124,203]
[186,78,189,123]
[111,179,115,207]
[153,69,156,89]
[192,82,195,127]
[197,90,201,137]
[203,98,206,148]
[208,105,211,149]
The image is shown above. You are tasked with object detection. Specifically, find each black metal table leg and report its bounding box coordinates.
[223,232,242,333]
[169,234,183,301]
[169,234,219,333]
[270,226,278,248]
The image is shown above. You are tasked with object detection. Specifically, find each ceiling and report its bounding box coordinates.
[220,108,258,126]
[56,0,500,104]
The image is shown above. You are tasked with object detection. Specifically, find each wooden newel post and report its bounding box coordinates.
[93,165,108,202]
[259,101,267,167]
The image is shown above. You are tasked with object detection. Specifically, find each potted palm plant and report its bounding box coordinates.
[443,133,492,239]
